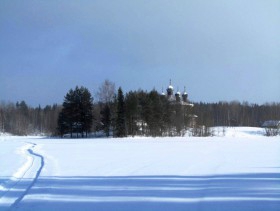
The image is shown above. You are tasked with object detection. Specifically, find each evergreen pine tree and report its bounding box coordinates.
[115,87,126,137]
[125,91,139,136]
[57,86,93,138]
[57,112,68,137]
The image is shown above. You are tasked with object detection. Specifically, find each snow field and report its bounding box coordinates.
[0,127,279,210]
[37,137,280,177]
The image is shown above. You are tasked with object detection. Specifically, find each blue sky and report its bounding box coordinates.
[0,0,279,106]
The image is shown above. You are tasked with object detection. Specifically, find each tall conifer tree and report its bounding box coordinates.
[115,87,126,137]
[57,86,93,138]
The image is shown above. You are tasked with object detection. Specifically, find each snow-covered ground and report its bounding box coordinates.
[0,127,279,211]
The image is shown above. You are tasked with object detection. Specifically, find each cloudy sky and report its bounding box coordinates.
[0,0,279,106]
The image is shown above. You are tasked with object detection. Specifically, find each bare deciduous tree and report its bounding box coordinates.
[96,80,116,104]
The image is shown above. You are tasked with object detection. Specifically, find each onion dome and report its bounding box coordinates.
[175,91,181,102]
[182,86,188,102]
[166,79,174,96]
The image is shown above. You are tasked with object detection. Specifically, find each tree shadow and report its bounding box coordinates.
[1,173,280,211]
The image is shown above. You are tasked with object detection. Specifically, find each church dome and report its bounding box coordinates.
[175,91,181,102]
[182,87,188,102]
[167,80,174,96]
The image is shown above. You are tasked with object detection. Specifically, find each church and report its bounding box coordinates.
[161,80,197,129]
[161,80,194,107]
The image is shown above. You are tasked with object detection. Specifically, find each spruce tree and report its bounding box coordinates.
[115,87,126,137]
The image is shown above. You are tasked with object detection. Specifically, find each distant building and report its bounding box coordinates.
[161,80,194,107]
[162,80,197,128]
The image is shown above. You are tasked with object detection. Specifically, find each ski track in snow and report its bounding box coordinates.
[0,142,44,211]
[10,147,44,210]
[0,144,34,202]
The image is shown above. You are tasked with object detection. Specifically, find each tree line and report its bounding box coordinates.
[193,101,280,127]
[1,81,279,137]
[55,84,190,137]
[0,101,60,136]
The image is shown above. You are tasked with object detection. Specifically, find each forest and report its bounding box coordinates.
[1,80,279,137]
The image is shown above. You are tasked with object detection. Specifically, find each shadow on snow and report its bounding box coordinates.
[1,173,280,211]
